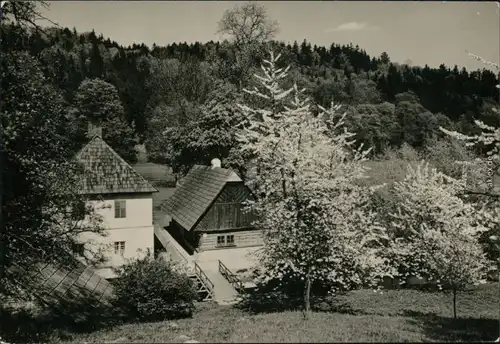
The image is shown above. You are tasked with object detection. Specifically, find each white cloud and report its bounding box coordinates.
[326,22,380,33]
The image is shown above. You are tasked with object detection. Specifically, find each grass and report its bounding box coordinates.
[132,162,177,220]
[53,283,499,343]
[132,162,176,185]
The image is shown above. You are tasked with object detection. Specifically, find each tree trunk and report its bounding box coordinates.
[303,275,312,320]
[498,260,500,340]
[452,287,457,319]
[280,168,287,198]
[0,148,4,286]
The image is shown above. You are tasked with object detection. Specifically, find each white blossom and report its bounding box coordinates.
[387,162,492,318]
[237,51,390,308]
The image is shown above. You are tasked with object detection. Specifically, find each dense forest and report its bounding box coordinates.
[2,13,499,171]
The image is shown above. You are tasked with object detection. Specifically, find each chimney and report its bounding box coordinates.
[210,158,221,169]
[87,121,102,138]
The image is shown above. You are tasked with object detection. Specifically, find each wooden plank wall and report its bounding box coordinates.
[195,183,255,231]
[199,230,264,251]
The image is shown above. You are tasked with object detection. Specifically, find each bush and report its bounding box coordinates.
[111,252,197,322]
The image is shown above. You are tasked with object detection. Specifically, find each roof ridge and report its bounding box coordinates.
[74,134,100,160]
[75,135,158,194]
[97,137,159,193]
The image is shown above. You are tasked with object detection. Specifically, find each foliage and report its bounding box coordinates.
[237,52,390,316]
[147,80,248,178]
[386,162,492,318]
[0,51,105,298]
[145,57,213,127]
[1,1,54,31]
[2,10,498,153]
[111,252,197,322]
[71,78,138,162]
[439,53,500,263]
[439,53,499,187]
[343,102,400,155]
[216,2,278,90]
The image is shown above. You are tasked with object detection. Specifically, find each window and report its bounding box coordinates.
[114,241,126,255]
[216,235,235,248]
[72,243,85,256]
[217,236,225,246]
[114,200,126,218]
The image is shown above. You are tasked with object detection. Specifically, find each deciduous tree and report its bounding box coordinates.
[1,52,105,299]
[439,52,500,266]
[387,163,492,319]
[216,2,278,90]
[217,2,278,48]
[71,78,138,162]
[237,52,389,318]
[148,81,247,178]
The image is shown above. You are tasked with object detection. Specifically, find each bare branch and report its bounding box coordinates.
[217,2,279,48]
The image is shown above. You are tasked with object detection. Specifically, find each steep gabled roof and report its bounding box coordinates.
[75,135,158,195]
[161,165,242,231]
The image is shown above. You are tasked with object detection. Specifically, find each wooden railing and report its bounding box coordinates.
[193,261,214,293]
[218,260,244,293]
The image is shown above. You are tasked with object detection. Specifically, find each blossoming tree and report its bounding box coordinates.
[439,53,499,196]
[388,162,491,319]
[434,50,500,327]
[439,52,500,263]
[236,52,390,317]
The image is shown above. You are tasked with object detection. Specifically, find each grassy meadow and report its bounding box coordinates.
[56,283,499,343]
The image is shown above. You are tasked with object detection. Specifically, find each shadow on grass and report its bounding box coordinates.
[235,289,362,316]
[404,310,498,342]
[1,291,122,343]
[1,305,73,344]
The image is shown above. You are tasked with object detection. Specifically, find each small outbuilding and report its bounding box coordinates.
[161,159,262,253]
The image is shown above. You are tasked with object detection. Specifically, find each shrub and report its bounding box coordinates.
[111,252,197,322]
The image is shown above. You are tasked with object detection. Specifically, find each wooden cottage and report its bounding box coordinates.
[161,159,262,252]
[74,128,158,279]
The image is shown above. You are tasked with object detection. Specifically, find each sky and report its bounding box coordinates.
[40,1,500,71]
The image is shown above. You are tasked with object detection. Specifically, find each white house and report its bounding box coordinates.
[74,126,158,279]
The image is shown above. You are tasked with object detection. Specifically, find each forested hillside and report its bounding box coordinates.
[1,3,498,171]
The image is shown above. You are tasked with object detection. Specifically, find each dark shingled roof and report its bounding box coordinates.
[161,165,242,231]
[75,135,158,195]
[30,261,114,305]
[10,257,114,314]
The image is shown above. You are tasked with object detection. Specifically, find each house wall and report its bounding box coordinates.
[198,229,264,251]
[88,193,154,229]
[77,193,154,278]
